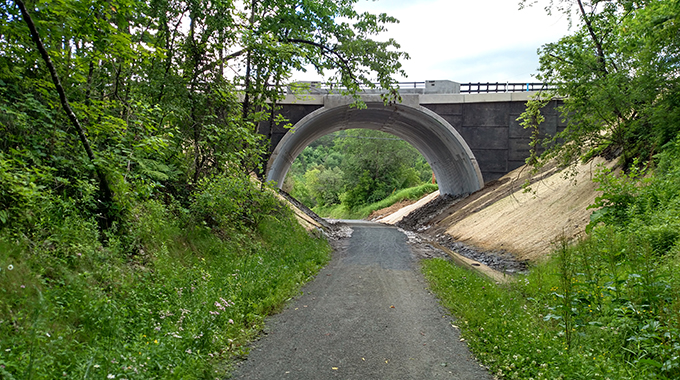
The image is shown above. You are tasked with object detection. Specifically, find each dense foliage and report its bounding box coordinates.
[285,129,433,215]
[519,0,680,170]
[421,1,680,379]
[1,188,331,378]
[0,0,406,376]
[0,0,407,229]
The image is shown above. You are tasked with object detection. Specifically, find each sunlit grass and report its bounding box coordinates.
[0,199,331,379]
[313,183,438,219]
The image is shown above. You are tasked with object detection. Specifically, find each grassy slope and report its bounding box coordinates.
[421,139,680,379]
[313,183,438,219]
[0,199,330,379]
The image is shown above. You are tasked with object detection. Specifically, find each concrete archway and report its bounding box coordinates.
[266,101,484,196]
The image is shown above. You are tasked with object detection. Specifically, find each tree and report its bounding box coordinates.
[304,165,345,207]
[337,129,425,207]
[285,129,431,210]
[236,0,408,122]
[13,0,118,226]
[0,0,408,231]
[519,0,680,170]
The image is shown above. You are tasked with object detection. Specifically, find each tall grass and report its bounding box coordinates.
[0,180,331,379]
[422,135,680,380]
[424,232,680,379]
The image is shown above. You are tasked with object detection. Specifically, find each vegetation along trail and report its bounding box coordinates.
[233,220,492,379]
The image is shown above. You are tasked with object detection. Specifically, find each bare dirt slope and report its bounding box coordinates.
[373,191,440,224]
[377,158,613,262]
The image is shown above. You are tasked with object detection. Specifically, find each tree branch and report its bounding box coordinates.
[577,0,608,75]
[199,49,246,76]
[14,0,114,216]
[284,38,360,84]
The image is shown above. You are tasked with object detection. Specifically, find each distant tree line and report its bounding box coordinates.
[284,129,433,211]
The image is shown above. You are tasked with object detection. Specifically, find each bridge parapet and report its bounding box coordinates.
[276,91,540,106]
[286,80,551,96]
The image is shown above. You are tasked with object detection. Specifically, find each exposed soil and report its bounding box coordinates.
[433,159,609,262]
[373,191,440,225]
[367,200,418,221]
[370,158,614,265]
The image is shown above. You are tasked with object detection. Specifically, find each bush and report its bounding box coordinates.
[190,173,280,233]
[0,175,331,379]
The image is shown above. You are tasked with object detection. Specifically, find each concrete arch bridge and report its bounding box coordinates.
[261,81,564,197]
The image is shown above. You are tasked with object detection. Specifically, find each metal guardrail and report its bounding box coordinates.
[291,81,428,91]
[460,82,553,94]
[361,81,553,93]
[285,81,553,94]
[392,81,426,89]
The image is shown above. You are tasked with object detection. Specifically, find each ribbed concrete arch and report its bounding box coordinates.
[266,102,484,196]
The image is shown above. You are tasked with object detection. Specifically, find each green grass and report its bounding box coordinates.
[423,231,680,380]
[313,183,438,219]
[0,198,331,379]
[422,135,680,380]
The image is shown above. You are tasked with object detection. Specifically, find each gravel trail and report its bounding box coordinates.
[231,220,492,380]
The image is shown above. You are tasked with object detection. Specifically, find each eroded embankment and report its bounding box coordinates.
[378,158,613,265]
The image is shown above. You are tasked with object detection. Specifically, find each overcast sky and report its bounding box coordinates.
[292,0,573,84]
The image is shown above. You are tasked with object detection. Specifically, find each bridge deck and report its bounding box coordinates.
[275,91,539,106]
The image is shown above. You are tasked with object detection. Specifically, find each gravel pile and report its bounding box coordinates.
[395,193,467,231]
[433,234,528,274]
[325,220,354,240]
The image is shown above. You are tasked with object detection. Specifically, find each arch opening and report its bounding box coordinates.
[266,102,484,196]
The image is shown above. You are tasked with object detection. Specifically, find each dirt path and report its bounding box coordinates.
[231,221,492,379]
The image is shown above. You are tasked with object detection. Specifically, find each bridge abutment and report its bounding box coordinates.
[422,98,564,181]
[259,89,563,196]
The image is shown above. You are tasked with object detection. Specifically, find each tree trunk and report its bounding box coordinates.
[15,0,115,226]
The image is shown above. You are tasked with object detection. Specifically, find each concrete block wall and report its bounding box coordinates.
[423,99,564,182]
[259,104,323,152]
[261,97,565,184]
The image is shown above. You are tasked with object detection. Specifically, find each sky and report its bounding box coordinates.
[292,0,573,84]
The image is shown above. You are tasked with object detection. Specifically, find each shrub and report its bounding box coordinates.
[190,174,280,234]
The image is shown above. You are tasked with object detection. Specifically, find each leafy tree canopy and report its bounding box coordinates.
[0,0,408,230]
[287,129,432,211]
[519,0,680,170]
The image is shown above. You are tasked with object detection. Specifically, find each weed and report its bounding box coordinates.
[0,182,330,378]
